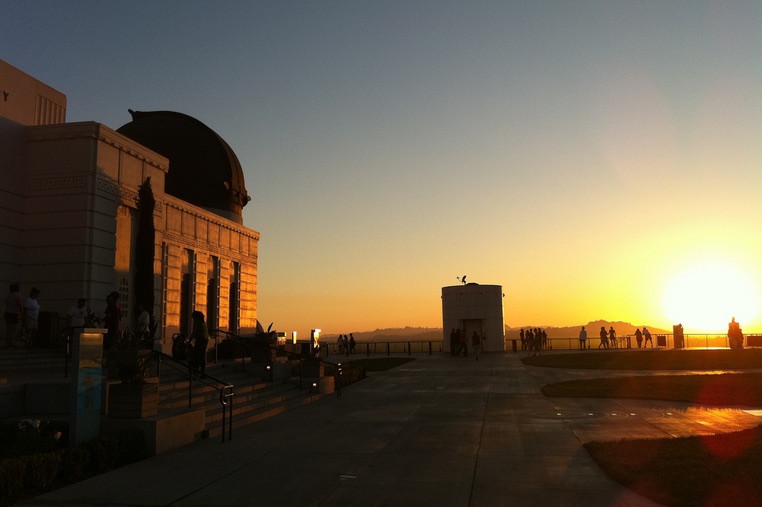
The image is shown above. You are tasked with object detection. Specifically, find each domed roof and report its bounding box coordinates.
[117,110,250,222]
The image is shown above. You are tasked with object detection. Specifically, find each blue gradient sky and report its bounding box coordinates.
[4,1,761,336]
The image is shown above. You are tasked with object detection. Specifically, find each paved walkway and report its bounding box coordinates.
[20,351,762,507]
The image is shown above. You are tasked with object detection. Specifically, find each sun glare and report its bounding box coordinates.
[662,261,760,332]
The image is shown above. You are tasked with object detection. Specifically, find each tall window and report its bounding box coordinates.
[229,261,240,334]
[161,243,169,338]
[207,256,220,332]
[180,249,195,337]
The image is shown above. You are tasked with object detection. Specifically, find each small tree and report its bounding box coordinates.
[134,177,155,324]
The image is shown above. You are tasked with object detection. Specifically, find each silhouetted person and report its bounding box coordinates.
[67,298,88,328]
[191,310,209,377]
[458,328,468,356]
[578,326,587,350]
[472,331,481,360]
[609,327,617,348]
[22,287,41,348]
[635,328,643,348]
[349,333,356,354]
[728,317,743,349]
[643,327,653,348]
[450,328,457,356]
[598,326,608,349]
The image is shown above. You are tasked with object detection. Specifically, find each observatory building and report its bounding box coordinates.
[442,282,505,353]
[0,59,260,350]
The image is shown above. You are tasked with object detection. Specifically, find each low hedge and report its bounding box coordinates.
[0,429,146,506]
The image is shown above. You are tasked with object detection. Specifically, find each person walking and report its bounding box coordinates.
[191,311,209,378]
[67,298,89,328]
[458,328,468,357]
[22,287,41,348]
[643,327,653,348]
[609,326,617,349]
[598,326,608,349]
[471,331,481,360]
[578,326,587,350]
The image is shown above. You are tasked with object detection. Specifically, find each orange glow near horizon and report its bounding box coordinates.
[662,261,760,333]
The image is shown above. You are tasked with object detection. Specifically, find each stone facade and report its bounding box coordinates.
[0,59,259,350]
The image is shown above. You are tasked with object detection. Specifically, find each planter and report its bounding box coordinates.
[108,382,158,418]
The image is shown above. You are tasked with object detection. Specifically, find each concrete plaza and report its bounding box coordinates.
[20,351,762,507]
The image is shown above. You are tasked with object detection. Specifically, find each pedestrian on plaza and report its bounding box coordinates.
[190,310,209,378]
[67,297,89,328]
[643,327,653,348]
[635,327,643,348]
[609,326,617,349]
[22,287,41,348]
[525,328,533,355]
[4,283,23,348]
[578,326,587,350]
[471,331,481,360]
[458,328,468,357]
[343,335,350,357]
[450,328,457,356]
[598,326,608,349]
[519,328,525,350]
[349,333,356,354]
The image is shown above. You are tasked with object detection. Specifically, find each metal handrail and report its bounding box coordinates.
[209,329,342,396]
[154,350,234,442]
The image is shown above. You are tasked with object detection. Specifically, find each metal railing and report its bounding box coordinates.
[326,340,443,357]
[508,334,760,351]
[208,329,343,396]
[154,350,234,443]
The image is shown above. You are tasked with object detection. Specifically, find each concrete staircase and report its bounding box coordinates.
[156,359,325,439]
[0,347,67,375]
[1,350,329,442]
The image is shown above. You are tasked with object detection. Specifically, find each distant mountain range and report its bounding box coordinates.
[323,322,671,342]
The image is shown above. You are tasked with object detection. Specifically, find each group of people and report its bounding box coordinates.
[336,334,356,355]
[577,326,653,350]
[3,284,41,349]
[449,328,485,359]
[520,328,548,355]
[633,327,653,348]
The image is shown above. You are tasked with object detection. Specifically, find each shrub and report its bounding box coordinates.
[114,429,146,465]
[21,452,61,490]
[85,436,120,474]
[0,458,26,505]
[57,447,89,484]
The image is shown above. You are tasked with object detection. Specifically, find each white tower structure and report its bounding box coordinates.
[442,283,505,353]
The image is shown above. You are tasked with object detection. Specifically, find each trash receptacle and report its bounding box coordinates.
[657,335,667,347]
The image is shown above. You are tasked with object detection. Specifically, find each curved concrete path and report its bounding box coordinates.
[20,352,762,507]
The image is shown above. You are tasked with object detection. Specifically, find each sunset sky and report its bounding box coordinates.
[3,1,760,337]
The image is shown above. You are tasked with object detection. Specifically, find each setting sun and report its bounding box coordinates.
[662,261,760,332]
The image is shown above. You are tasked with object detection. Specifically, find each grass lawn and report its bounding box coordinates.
[531,349,762,507]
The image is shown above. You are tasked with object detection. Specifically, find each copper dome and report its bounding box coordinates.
[117,110,250,222]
